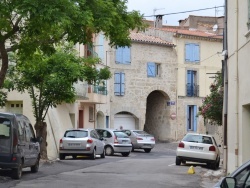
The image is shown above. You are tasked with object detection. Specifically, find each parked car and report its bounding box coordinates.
[214,159,250,188]
[0,113,41,179]
[176,133,221,169]
[121,130,155,153]
[59,128,105,160]
[96,129,132,157]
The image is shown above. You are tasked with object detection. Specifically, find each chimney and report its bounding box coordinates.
[155,15,163,28]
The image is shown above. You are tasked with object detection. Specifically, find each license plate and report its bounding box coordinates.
[190,146,203,150]
[122,140,127,143]
[144,144,151,147]
[68,143,81,146]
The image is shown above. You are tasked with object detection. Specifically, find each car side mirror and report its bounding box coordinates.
[221,177,236,188]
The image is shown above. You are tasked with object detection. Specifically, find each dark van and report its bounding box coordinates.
[0,113,41,179]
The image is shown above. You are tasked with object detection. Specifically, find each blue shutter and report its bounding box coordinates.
[123,47,131,64]
[121,73,125,95]
[114,73,121,95]
[115,48,123,64]
[147,62,156,77]
[194,44,200,62]
[186,105,190,131]
[193,106,197,132]
[185,43,192,62]
[98,34,104,62]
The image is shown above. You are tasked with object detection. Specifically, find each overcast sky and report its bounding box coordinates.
[126,0,225,26]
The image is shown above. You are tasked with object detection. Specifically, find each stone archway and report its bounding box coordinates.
[96,111,105,128]
[144,90,170,141]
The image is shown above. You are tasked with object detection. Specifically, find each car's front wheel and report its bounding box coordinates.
[59,154,65,160]
[121,152,130,157]
[175,157,181,165]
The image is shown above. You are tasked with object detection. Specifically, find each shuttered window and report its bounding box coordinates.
[186,70,197,96]
[185,43,200,63]
[98,34,104,62]
[114,72,125,96]
[115,47,131,64]
[186,105,197,132]
[147,62,160,77]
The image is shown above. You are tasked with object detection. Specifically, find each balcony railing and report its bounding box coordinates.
[186,84,199,97]
[92,85,108,95]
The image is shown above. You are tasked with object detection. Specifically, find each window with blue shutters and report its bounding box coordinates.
[186,70,198,97]
[185,43,200,63]
[115,47,131,64]
[147,62,160,77]
[186,105,197,132]
[114,72,125,96]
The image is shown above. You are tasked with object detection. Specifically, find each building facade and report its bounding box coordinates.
[226,0,250,173]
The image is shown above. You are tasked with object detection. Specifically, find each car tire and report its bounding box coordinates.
[211,157,220,170]
[131,145,135,152]
[144,149,151,153]
[59,154,65,160]
[90,148,96,160]
[72,155,77,159]
[121,152,130,157]
[182,160,186,165]
[175,157,181,166]
[105,146,114,156]
[12,162,22,179]
[31,157,40,173]
[100,149,105,158]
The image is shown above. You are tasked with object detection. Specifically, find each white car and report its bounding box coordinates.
[59,128,105,160]
[176,133,221,169]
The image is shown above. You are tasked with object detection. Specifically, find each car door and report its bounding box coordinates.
[90,130,102,154]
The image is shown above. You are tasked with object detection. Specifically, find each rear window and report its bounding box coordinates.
[114,131,129,138]
[0,118,11,153]
[64,130,88,138]
[183,134,213,144]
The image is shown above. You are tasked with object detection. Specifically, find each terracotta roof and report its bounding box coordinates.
[129,32,175,46]
[156,27,223,39]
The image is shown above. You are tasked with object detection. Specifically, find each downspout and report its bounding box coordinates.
[235,0,239,168]
[223,0,228,173]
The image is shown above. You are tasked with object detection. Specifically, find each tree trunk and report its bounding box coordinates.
[0,42,9,88]
[35,122,48,160]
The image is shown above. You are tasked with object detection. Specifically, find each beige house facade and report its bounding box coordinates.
[226,0,250,173]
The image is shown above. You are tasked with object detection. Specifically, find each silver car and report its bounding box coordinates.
[59,128,105,160]
[121,130,155,153]
[96,129,132,157]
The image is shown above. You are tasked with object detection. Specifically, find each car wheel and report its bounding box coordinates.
[211,157,220,170]
[144,149,151,153]
[59,154,65,160]
[182,160,186,165]
[12,162,23,179]
[72,155,77,159]
[121,152,130,157]
[175,157,181,166]
[100,149,105,158]
[90,148,96,160]
[105,146,114,156]
[31,157,40,173]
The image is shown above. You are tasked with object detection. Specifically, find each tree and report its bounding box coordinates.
[5,44,112,159]
[0,0,146,87]
[198,73,223,125]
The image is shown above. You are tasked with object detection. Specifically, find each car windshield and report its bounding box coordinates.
[183,134,213,144]
[114,131,129,138]
[0,117,11,153]
[133,131,150,135]
[64,130,88,138]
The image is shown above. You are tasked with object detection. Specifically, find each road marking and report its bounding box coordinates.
[168,163,176,166]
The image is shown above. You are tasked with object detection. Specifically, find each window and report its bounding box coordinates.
[89,106,94,122]
[147,62,160,77]
[114,72,125,96]
[98,34,104,62]
[115,47,131,64]
[186,105,197,132]
[234,165,250,187]
[186,70,198,97]
[185,43,200,63]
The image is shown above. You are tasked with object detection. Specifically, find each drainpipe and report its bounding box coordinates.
[223,0,228,173]
[235,0,239,169]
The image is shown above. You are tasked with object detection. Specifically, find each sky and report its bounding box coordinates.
[126,0,225,26]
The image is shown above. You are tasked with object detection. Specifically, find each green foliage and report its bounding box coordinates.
[5,43,112,122]
[198,73,223,125]
[0,0,146,90]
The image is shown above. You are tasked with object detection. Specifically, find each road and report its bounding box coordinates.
[0,142,221,188]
